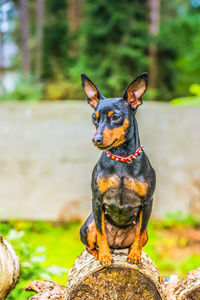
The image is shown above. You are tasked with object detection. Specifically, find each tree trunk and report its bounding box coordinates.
[0,234,20,299]
[0,31,3,75]
[36,0,44,80]
[0,8,4,94]
[148,0,160,91]
[67,0,83,33]
[19,0,30,74]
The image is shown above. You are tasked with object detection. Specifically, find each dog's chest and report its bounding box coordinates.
[97,175,147,203]
[97,174,147,226]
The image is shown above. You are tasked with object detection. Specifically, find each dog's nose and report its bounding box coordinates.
[92,136,103,145]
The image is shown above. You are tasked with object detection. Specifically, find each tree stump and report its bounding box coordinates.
[0,234,20,299]
[65,249,165,300]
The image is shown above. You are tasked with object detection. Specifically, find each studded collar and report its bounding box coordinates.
[105,146,143,164]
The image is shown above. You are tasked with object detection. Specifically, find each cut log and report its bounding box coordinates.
[165,268,200,300]
[25,280,67,300]
[25,249,200,299]
[65,249,165,300]
[0,234,20,299]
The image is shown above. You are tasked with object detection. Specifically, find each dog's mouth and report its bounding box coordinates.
[94,139,118,151]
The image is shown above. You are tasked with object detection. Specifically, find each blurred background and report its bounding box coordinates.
[0,0,200,102]
[0,0,200,299]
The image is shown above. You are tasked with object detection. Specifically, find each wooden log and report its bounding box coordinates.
[164,268,200,300]
[64,249,165,300]
[25,280,67,300]
[25,250,200,299]
[0,234,20,299]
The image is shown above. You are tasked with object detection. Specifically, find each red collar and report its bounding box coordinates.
[105,146,143,163]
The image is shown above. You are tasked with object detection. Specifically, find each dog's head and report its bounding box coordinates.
[81,73,148,150]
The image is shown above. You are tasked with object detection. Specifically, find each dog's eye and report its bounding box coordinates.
[112,115,120,122]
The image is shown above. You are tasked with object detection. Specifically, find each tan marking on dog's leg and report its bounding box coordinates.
[97,211,113,267]
[127,210,143,264]
[87,220,98,260]
[141,229,148,247]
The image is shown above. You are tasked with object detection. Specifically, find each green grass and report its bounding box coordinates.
[1,221,84,299]
[29,222,85,284]
[1,215,200,299]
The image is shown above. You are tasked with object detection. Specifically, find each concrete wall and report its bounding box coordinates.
[0,101,199,220]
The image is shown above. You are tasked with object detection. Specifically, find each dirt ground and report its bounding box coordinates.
[159,227,200,259]
[151,225,200,278]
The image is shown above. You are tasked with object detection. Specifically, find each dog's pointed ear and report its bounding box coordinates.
[123,73,148,109]
[81,74,104,108]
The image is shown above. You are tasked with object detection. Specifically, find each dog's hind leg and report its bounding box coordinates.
[80,212,98,259]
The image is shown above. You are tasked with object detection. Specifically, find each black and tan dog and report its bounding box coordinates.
[80,73,156,267]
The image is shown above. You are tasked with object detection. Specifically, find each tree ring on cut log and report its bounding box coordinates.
[68,267,161,299]
[65,249,165,300]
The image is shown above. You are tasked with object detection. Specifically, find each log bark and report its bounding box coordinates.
[65,249,165,300]
[0,234,20,299]
[25,280,67,300]
[164,268,200,300]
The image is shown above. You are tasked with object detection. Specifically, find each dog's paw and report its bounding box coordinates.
[127,249,141,264]
[99,253,114,267]
[87,248,99,260]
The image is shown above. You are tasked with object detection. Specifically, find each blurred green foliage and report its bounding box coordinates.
[159,211,200,229]
[1,0,200,101]
[65,0,200,101]
[0,76,43,101]
[44,76,80,100]
[42,0,69,79]
[1,221,83,300]
[157,3,200,100]
[1,215,200,299]
[69,0,149,98]
[171,83,200,105]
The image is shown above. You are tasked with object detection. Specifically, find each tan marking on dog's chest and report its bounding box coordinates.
[123,178,148,197]
[97,175,120,194]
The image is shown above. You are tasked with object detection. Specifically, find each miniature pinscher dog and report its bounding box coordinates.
[80,73,156,267]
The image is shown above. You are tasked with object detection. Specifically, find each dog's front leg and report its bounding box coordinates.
[93,200,113,267]
[127,199,153,264]
[127,209,144,264]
